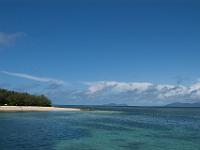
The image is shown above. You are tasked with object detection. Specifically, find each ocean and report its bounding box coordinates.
[0,106,200,150]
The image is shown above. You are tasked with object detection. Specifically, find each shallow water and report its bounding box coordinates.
[0,107,200,150]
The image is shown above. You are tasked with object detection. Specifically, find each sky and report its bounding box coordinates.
[0,0,200,106]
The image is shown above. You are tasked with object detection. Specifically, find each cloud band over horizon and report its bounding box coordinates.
[1,71,200,106]
[45,80,200,106]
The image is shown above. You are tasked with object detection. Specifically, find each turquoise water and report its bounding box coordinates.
[0,107,200,150]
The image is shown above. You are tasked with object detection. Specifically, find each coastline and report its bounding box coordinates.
[0,106,80,112]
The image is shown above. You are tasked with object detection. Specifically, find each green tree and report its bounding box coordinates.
[0,88,52,106]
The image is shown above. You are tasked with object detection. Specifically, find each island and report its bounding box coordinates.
[165,102,200,107]
[102,103,128,106]
[0,88,80,112]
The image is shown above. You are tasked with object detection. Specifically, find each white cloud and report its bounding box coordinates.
[83,80,200,105]
[190,82,200,97]
[86,81,117,93]
[0,32,25,47]
[86,81,153,94]
[156,84,190,99]
[1,71,65,85]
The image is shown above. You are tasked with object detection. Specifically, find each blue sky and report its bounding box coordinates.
[0,0,200,105]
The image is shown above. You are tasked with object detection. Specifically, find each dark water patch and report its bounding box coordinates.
[151,130,200,142]
[71,121,131,131]
[0,112,92,150]
[85,117,171,131]
[63,144,97,150]
[119,142,144,150]
[111,138,127,142]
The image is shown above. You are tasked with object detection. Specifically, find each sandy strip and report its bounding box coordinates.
[0,106,80,112]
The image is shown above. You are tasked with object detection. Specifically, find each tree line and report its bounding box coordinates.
[0,88,51,106]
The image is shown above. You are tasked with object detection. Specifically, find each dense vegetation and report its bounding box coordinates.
[0,88,51,106]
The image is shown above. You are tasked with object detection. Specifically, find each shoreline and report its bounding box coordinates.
[0,106,80,112]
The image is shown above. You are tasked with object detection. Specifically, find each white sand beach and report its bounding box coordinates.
[0,106,80,112]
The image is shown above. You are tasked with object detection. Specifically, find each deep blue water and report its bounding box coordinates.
[0,107,200,150]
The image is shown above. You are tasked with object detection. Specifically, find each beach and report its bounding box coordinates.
[0,106,80,112]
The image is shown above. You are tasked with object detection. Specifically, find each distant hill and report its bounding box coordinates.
[165,102,200,107]
[102,103,128,106]
[0,88,51,106]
